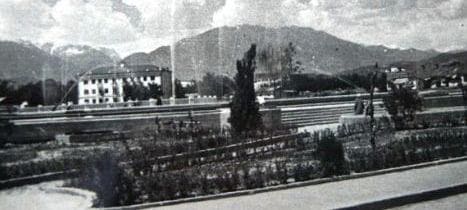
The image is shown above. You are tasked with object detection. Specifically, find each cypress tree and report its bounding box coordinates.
[229,44,263,135]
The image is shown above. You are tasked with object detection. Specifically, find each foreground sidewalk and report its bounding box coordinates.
[154,160,467,210]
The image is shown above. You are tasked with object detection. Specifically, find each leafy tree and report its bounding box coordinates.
[258,44,281,95]
[123,81,163,101]
[64,80,78,104]
[281,42,303,90]
[383,83,423,130]
[198,73,235,97]
[257,42,303,96]
[229,44,263,135]
[182,80,198,94]
[0,79,79,106]
[148,83,163,99]
[122,81,133,101]
[281,42,302,76]
[174,79,186,98]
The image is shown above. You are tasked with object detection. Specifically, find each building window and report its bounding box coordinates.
[112,78,116,82]
[99,98,103,103]
[92,79,96,84]
[84,89,89,95]
[84,99,89,103]
[144,76,147,81]
[114,97,119,103]
[84,80,88,85]
[105,98,109,102]
[150,76,155,80]
[92,89,96,94]
[104,88,109,94]
[104,79,108,83]
[92,99,96,104]
[98,79,102,83]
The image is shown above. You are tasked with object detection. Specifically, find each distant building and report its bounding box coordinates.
[78,64,172,105]
[385,67,418,90]
[180,80,195,88]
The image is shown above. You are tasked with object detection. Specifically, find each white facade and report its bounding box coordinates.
[78,75,162,105]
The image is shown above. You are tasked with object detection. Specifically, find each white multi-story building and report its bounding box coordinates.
[78,64,172,105]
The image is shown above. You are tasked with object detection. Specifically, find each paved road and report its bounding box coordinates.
[154,161,467,210]
[0,181,95,210]
[391,193,467,210]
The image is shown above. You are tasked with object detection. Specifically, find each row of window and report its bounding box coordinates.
[83,88,110,95]
[83,97,120,104]
[83,76,158,85]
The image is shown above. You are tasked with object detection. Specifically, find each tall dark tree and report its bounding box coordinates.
[229,44,263,135]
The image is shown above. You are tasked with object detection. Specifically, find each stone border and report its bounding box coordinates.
[336,183,467,210]
[99,156,467,210]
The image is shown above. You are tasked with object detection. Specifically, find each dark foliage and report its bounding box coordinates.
[287,72,387,94]
[346,128,467,172]
[383,84,423,130]
[72,151,134,207]
[316,129,348,177]
[123,81,162,101]
[229,44,263,134]
[174,79,186,98]
[198,73,234,97]
[0,79,78,106]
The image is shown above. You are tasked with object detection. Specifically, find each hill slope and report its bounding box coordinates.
[341,51,467,78]
[123,25,437,80]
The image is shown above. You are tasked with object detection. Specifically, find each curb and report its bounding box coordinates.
[0,170,78,190]
[99,156,467,210]
[336,183,467,210]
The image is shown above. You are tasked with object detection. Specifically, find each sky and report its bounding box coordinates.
[1,0,466,57]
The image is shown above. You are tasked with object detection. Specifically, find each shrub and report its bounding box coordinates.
[383,84,423,130]
[316,129,348,177]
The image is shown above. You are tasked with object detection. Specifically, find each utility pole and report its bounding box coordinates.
[369,63,378,151]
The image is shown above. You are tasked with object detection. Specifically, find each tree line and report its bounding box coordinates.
[0,79,78,106]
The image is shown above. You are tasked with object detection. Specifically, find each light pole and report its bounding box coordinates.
[368,66,378,151]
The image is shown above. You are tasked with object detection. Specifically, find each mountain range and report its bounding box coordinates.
[122,25,438,80]
[2,25,465,84]
[0,41,119,85]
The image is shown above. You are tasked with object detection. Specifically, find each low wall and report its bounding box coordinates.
[3,108,282,144]
[5,111,221,143]
[423,95,466,108]
[339,107,466,126]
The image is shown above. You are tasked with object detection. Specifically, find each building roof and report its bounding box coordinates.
[393,78,410,84]
[81,64,170,79]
